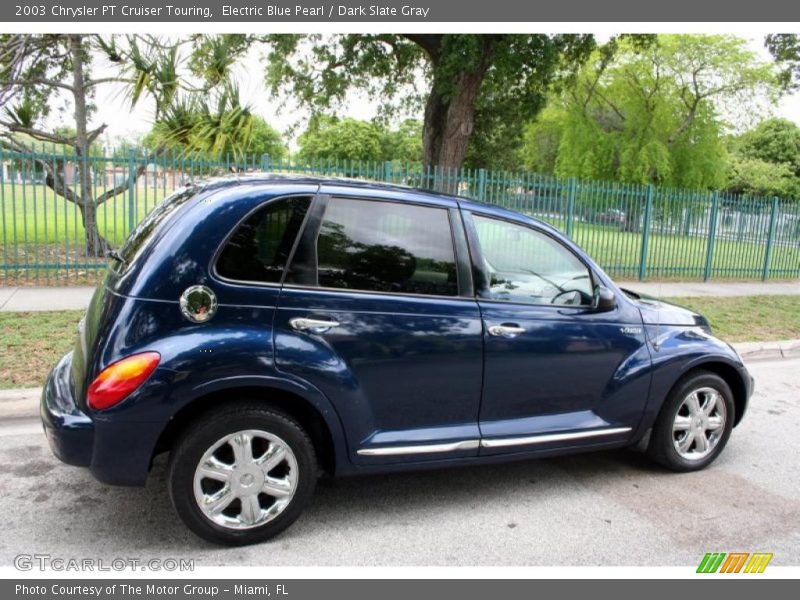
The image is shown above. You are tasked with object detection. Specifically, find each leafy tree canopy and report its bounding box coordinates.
[297,115,421,163]
[523,35,777,189]
[726,156,800,198]
[144,111,286,160]
[263,34,596,173]
[734,117,800,176]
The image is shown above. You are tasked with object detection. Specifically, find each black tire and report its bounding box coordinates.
[167,402,317,546]
[647,370,735,472]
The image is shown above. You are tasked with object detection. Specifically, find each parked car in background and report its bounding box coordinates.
[595,208,627,227]
[41,176,753,545]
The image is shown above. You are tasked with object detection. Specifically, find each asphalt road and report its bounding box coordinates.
[0,358,798,567]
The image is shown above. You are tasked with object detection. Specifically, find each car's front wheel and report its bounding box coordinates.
[647,371,735,472]
[168,403,317,545]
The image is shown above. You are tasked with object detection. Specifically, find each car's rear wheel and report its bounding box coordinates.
[647,371,735,472]
[168,403,317,545]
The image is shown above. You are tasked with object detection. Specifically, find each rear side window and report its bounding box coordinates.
[116,186,197,269]
[216,196,311,283]
[314,197,458,297]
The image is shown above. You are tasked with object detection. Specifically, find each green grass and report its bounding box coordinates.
[665,295,800,343]
[1,297,798,388]
[1,182,171,248]
[0,310,83,388]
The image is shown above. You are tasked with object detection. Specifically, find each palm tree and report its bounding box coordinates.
[0,33,254,256]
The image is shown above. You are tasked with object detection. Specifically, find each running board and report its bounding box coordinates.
[356,427,631,456]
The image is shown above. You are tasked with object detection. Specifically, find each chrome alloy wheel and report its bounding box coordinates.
[672,387,727,461]
[193,430,298,529]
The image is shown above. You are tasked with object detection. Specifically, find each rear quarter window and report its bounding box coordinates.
[115,186,197,271]
[215,196,312,284]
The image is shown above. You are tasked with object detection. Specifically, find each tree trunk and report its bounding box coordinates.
[421,44,492,192]
[69,34,110,257]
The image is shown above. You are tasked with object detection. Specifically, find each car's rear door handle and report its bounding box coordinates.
[289,317,341,334]
[487,323,526,338]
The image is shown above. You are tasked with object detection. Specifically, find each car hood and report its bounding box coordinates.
[620,288,710,328]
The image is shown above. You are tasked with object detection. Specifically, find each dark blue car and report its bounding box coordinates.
[41,176,753,545]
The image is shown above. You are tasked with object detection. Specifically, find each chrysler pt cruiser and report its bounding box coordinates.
[41,176,753,545]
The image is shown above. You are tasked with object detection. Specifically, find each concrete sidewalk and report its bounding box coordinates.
[1,280,799,312]
[616,280,800,297]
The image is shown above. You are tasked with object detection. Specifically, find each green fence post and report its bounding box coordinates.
[261,153,270,172]
[762,197,780,281]
[566,177,577,238]
[127,149,136,234]
[383,161,393,183]
[478,168,487,202]
[638,184,654,281]
[703,191,720,281]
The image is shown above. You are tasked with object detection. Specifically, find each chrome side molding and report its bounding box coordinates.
[356,439,480,456]
[356,427,632,456]
[480,427,632,449]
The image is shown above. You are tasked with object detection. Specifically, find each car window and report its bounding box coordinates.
[314,197,458,297]
[216,196,311,283]
[115,186,197,271]
[473,214,593,306]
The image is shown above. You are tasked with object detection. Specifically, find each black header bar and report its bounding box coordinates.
[2,0,799,23]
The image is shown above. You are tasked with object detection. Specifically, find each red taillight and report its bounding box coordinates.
[87,352,160,411]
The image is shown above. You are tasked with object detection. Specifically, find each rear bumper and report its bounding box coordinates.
[41,352,158,486]
[41,352,94,467]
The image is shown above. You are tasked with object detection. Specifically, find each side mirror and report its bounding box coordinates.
[593,285,617,312]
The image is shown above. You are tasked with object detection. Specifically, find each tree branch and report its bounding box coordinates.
[1,134,80,204]
[86,77,134,87]
[86,123,108,144]
[402,34,443,62]
[94,146,166,206]
[3,123,76,147]
[2,78,75,92]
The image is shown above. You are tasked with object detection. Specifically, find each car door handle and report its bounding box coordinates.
[289,317,341,334]
[487,323,526,338]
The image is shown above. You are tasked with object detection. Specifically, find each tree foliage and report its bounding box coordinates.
[263,34,595,175]
[766,34,800,91]
[524,35,776,189]
[726,157,800,198]
[0,34,255,255]
[735,118,800,176]
[297,115,421,163]
[145,110,286,159]
[725,118,800,198]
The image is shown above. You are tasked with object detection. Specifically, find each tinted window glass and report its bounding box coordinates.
[116,186,197,270]
[216,196,311,283]
[316,198,458,297]
[473,215,593,306]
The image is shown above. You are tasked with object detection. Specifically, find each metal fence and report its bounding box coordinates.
[2,147,800,282]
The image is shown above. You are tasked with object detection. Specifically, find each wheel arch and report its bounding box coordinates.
[153,381,348,475]
[683,360,749,427]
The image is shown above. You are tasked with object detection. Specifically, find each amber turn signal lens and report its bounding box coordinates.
[86,352,161,411]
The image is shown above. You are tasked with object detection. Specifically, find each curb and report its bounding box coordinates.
[0,387,42,420]
[1,340,798,422]
[733,339,800,362]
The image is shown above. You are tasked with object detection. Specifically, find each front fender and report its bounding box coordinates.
[632,325,750,440]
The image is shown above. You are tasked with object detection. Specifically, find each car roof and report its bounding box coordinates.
[195,172,561,235]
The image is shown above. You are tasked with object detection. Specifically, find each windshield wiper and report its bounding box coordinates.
[107,249,128,266]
